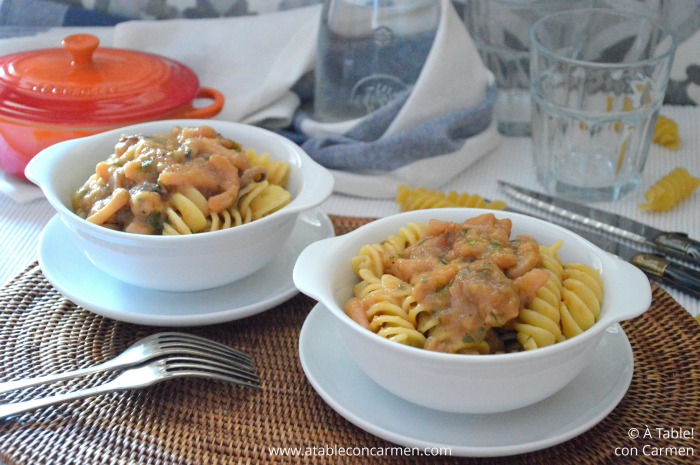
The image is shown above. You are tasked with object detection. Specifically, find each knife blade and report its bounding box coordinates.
[499,204,700,299]
[498,180,700,267]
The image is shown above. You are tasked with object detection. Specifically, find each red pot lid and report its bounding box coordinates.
[0,34,201,127]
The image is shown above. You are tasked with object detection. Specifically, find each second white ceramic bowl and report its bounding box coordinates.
[293,208,651,414]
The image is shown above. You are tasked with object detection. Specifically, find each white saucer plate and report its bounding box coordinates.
[299,304,634,458]
[38,209,334,326]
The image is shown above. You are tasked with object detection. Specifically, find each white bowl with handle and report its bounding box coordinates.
[293,208,651,414]
[26,119,334,292]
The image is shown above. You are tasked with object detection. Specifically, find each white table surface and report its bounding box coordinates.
[1,105,698,319]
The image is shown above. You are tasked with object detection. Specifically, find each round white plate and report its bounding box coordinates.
[38,209,334,326]
[299,304,634,458]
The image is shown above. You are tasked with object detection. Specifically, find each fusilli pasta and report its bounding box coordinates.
[163,180,290,235]
[560,264,603,339]
[347,223,429,347]
[344,215,605,354]
[515,241,565,350]
[639,167,700,212]
[396,185,507,212]
[653,115,681,150]
[72,126,292,235]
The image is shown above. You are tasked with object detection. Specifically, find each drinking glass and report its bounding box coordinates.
[530,8,676,202]
[463,0,592,136]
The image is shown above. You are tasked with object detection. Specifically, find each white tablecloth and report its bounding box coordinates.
[1,105,698,318]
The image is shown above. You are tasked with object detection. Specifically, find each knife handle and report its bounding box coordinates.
[654,233,700,262]
[631,254,700,299]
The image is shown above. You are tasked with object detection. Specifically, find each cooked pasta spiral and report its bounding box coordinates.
[163,180,291,235]
[396,185,507,212]
[364,275,427,347]
[347,222,428,347]
[560,264,603,339]
[515,241,565,350]
[639,167,700,212]
[653,115,680,150]
[382,222,428,258]
[344,215,605,355]
[72,125,292,235]
[244,148,290,186]
[351,244,386,280]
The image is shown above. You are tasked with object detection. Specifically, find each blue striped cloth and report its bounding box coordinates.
[292,84,497,171]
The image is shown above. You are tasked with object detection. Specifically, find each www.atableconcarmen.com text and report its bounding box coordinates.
[267,445,451,458]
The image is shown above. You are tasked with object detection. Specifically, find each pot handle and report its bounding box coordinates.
[170,87,225,119]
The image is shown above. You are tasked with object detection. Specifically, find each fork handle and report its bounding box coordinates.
[0,378,124,419]
[0,357,126,395]
[0,364,157,420]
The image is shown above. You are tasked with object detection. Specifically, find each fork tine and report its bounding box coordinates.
[163,356,261,390]
[156,344,256,373]
[169,370,261,391]
[155,332,253,363]
[163,355,260,384]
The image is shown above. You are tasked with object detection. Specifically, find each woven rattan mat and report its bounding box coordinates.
[1,215,698,465]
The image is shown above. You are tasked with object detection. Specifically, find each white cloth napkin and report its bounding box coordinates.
[296,0,499,197]
[113,5,320,127]
[0,0,498,201]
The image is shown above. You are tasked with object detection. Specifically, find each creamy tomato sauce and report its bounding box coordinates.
[349,214,549,354]
[72,126,265,234]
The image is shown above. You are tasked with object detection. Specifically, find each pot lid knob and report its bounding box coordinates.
[62,34,99,67]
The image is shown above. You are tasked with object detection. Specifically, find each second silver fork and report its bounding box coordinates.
[0,353,261,419]
[0,332,256,395]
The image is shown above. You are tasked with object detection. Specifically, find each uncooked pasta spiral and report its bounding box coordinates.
[560,264,603,339]
[653,115,680,150]
[515,241,565,350]
[639,168,700,212]
[606,98,679,149]
[396,185,507,212]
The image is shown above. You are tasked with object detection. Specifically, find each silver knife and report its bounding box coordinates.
[498,180,700,267]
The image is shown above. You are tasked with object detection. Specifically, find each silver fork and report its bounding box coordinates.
[0,332,255,395]
[0,354,261,419]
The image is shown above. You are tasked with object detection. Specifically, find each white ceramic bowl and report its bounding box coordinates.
[26,119,334,292]
[293,208,651,414]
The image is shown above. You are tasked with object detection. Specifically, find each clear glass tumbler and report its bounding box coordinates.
[314,0,440,123]
[463,0,592,137]
[530,8,676,202]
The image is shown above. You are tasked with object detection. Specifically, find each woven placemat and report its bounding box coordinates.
[1,215,698,465]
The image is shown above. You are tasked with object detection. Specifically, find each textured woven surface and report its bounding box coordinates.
[0,215,698,465]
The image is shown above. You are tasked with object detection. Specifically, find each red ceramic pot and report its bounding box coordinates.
[0,33,224,181]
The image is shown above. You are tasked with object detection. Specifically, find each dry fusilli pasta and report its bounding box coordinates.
[396,185,507,212]
[639,167,700,212]
[653,114,680,150]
